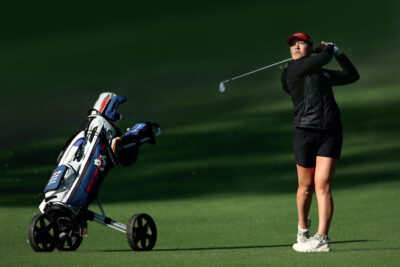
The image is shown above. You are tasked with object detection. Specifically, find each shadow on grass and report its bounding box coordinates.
[95,240,371,253]
[1,93,400,206]
[1,0,400,208]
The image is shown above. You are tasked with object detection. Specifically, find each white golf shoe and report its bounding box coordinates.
[296,218,311,243]
[293,233,331,252]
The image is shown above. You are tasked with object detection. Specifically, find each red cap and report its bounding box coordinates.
[286,32,313,47]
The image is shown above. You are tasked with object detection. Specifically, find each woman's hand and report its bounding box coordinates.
[316,42,333,53]
[316,41,342,56]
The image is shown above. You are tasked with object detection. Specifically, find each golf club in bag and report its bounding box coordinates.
[219,57,292,93]
[27,92,161,252]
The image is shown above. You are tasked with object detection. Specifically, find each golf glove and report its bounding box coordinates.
[333,45,342,56]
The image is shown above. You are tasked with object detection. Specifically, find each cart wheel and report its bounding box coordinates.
[57,231,83,251]
[126,213,157,251]
[55,216,83,251]
[27,214,59,252]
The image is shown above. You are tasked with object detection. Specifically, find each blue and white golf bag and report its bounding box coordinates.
[39,92,158,213]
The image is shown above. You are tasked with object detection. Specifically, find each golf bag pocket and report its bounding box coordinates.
[117,122,155,166]
[44,165,68,193]
[66,142,111,207]
[57,131,86,165]
[117,134,139,167]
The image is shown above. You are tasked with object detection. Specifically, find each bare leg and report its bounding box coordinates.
[314,156,337,235]
[296,164,315,229]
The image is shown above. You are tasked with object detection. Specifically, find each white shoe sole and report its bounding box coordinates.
[292,243,331,252]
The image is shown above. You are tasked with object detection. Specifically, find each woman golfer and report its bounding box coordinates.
[281,32,359,252]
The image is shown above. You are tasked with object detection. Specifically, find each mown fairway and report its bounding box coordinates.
[1,183,400,266]
[1,0,399,266]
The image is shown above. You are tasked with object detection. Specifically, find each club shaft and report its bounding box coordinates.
[223,57,292,83]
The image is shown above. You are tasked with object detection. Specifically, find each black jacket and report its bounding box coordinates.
[281,45,360,130]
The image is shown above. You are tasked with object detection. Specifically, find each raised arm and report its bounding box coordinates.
[286,45,334,80]
[322,53,360,86]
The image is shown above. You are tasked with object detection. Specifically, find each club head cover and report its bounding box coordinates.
[92,92,127,121]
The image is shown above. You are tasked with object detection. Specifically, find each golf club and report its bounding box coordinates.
[219,57,292,93]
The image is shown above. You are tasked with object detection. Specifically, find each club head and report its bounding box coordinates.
[219,82,225,93]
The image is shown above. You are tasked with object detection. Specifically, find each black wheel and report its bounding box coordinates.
[55,216,83,251]
[57,232,83,251]
[56,218,83,251]
[27,214,59,252]
[126,213,157,251]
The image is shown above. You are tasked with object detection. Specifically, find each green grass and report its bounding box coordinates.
[1,182,400,266]
[1,0,400,266]
[2,82,398,265]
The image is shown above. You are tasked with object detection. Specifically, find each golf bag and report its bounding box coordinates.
[39,92,158,210]
[29,92,160,252]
